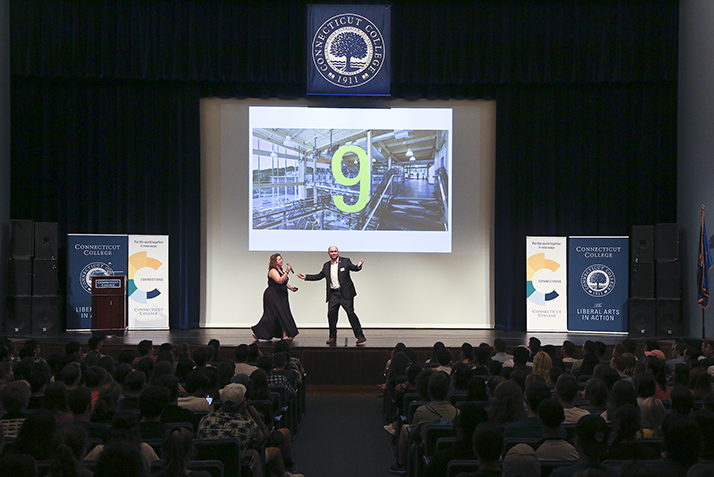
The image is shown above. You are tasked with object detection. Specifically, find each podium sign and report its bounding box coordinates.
[91,276,126,332]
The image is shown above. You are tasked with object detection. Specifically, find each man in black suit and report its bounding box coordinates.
[298,246,366,345]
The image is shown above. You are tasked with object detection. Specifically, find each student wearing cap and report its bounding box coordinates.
[502,444,540,477]
[549,415,620,477]
[197,383,302,477]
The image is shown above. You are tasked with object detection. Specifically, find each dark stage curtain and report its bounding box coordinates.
[9,1,679,330]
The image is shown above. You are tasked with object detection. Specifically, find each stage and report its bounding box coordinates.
[4,327,685,388]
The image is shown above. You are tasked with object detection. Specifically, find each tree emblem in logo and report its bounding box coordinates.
[580,264,616,297]
[312,13,385,88]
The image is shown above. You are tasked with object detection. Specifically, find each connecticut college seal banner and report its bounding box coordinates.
[67,234,128,330]
[307,4,391,96]
[568,237,629,332]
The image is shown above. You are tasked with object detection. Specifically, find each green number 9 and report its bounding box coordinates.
[331,145,370,213]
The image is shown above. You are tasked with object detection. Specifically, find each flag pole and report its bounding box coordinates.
[703,203,707,339]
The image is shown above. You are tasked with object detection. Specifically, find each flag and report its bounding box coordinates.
[698,209,713,309]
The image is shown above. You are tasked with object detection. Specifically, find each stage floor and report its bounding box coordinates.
[14,327,648,349]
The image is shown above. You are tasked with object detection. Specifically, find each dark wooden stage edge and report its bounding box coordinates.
[7,328,683,387]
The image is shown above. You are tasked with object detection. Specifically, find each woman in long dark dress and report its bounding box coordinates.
[251,253,299,341]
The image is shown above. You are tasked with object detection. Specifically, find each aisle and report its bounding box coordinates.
[292,394,395,476]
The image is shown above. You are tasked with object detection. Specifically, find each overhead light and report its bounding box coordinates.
[270,151,278,159]
[409,157,415,161]
[283,135,299,147]
[406,148,414,157]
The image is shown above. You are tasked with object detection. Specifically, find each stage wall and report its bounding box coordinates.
[200,98,496,329]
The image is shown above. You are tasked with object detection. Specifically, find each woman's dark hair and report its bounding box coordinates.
[250,369,272,401]
[450,362,473,391]
[161,427,194,477]
[13,409,56,460]
[575,353,600,377]
[43,381,69,413]
[633,372,656,399]
[672,363,690,388]
[670,384,695,416]
[106,411,142,446]
[584,378,609,408]
[606,380,638,422]
[429,341,446,363]
[689,367,713,400]
[466,376,488,402]
[645,356,667,390]
[609,404,641,446]
[95,441,146,477]
[175,358,195,384]
[50,424,89,477]
[490,380,526,424]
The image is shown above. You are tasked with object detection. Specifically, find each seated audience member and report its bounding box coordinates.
[177,370,213,412]
[426,342,446,364]
[43,381,74,423]
[154,374,199,432]
[67,386,109,441]
[459,342,474,366]
[593,364,620,393]
[470,423,504,476]
[528,337,541,362]
[135,357,155,382]
[94,441,146,477]
[192,346,209,371]
[693,408,714,461]
[258,354,296,400]
[688,367,713,400]
[472,346,491,375]
[550,415,619,477]
[119,371,146,411]
[465,376,488,402]
[197,383,299,477]
[97,356,116,379]
[449,362,473,395]
[645,355,671,400]
[488,380,526,425]
[234,344,258,376]
[138,385,171,440]
[390,371,459,474]
[422,403,488,477]
[83,365,109,407]
[554,374,590,424]
[640,396,666,438]
[114,362,134,390]
[531,351,552,382]
[434,347,453,374]
[505,346,532,375]
[27,363,51,410]
[582,378,608,414]
[601,380,637,423]
[58,362,82,390]
[610,353,636,382]
[667,341,688,372]
[534,398,578,461]
[0,454,38,477]
[273,352,300,390]
[645,413,702,477]
[150,360,175,385]
[670,384,695,416]
[0,380,31,437]
[504,381,555,439]
[153,426,211,477]
[273,339,305,376]
[91,382,123,423]
[51,424,93,477]
[85,335,105,366]
[133,339,155,365]
[502,443,540,477]
[492,338,513,364]
[561,340,577,365]
[85,410,159,470]
[6,409,56,461]
[633,371,656,407]
[605,404,658,461]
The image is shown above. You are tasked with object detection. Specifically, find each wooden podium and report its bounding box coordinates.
[91,276,126,333]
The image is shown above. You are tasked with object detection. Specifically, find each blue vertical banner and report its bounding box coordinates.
[307,4,391,96]
[568,237,629,332]
[66,234,128,330]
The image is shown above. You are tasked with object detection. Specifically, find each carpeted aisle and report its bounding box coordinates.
[292,394,396,476]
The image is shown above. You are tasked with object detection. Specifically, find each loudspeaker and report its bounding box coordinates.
[10,219,34,257]
[656,298,682,336]
[655,223,679,261]
[628,298,656,337]
[630,262,654,298]
[34,222,58,260]
[32,259,58,296]
[8,258,32,296]
[5,296,32,334]
[656,261,681,299]
[32,296,62,334]
[631,225,654,263]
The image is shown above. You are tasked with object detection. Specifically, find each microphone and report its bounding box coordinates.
[287,263,294,274]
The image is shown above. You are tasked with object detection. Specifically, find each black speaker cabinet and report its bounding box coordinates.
[8,258,32,296]
[656,299,682,337]
[629,298,657,338]
[5,296,32,334]
[32,259,58,296]
[631,225,654,263]
[655,223,679,262]
[34,222,58,260]
[10,219,34,257]
[32,296,62,334]
[656,261,681,299]
[630,262,654,298]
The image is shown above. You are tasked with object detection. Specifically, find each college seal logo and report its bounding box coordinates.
[79,262,112,294]
[580,264,616,297]
[311,13,385,88]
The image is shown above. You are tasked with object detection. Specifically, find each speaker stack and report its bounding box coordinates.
[5,220,62,334]
[629,223,682,337]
